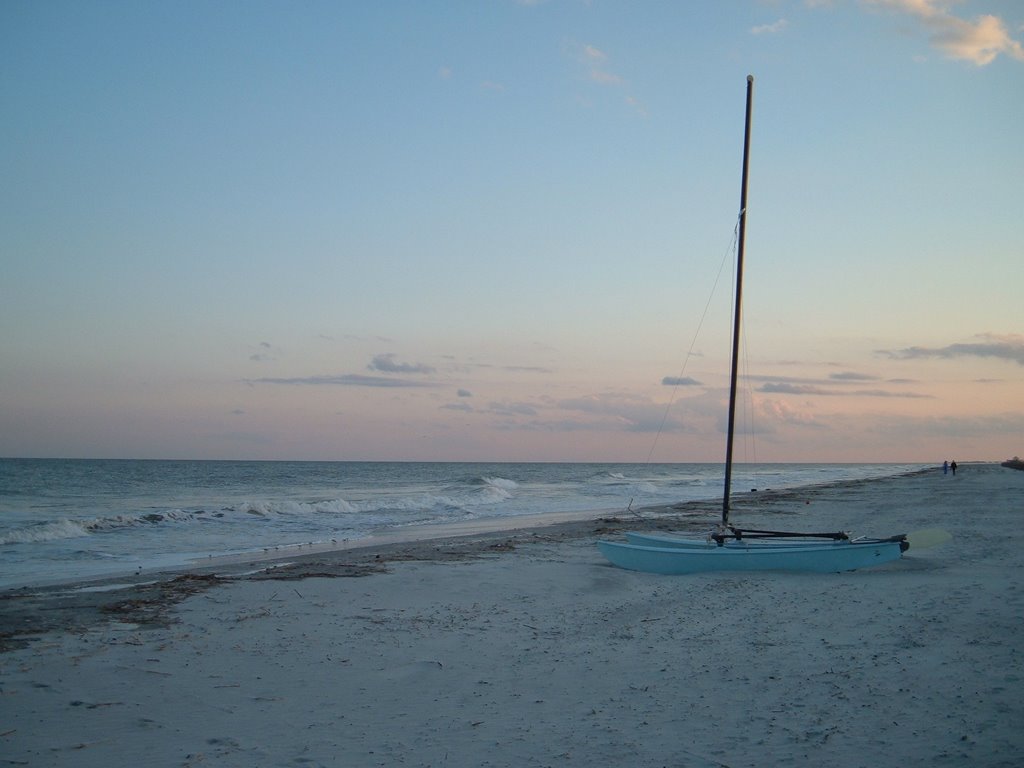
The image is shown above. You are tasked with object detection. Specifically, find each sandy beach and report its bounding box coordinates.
[2,464,1022,767]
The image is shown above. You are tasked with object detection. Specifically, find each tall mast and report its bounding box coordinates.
[722,75,754,527]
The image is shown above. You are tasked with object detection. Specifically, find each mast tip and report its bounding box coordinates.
[747,75,754,83]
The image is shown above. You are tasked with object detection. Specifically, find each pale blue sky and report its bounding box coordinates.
[2,0,1022,461]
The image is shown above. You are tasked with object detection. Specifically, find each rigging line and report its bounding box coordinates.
[642,216,742,467]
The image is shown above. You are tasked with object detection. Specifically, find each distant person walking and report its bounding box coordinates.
[943,460,949,475]
[951,461,958,475]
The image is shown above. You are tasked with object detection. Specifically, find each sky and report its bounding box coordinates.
[1,0,1022,463]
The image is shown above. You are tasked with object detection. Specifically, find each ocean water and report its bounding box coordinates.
[0,459,926,589]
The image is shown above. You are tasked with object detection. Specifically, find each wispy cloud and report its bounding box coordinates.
[566,40,646,116]
[880,334,1024,365]
[249,353,441,389]
[341,333,394,343]
[468,392,696,434]
[581,44,622,85]
[452,361,554,375]
[756,398,827,432]
[761,382,837,396]
[752,19,789,35]
[250,374,437,388]
[249,341,278,362]
[557,393,691,433]
[488,400,540,417]
[662,376,702,386]
[368,353,436,374]
[864,0,1024,65]
[871,410,1024,439]
[829,371,879,381]
[502,365,554,374]
[761,382,931,398]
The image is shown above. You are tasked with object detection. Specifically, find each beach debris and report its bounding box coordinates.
[234,608,272,622]
[69,700,123,709]
[247,563,387,580]
[0,573,224,652]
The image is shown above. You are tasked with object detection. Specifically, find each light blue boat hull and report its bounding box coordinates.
[598,538,905,574]
[625,532,850,549]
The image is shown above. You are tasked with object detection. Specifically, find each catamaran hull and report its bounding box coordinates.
[597,539,905,574]
[625,532,850,549]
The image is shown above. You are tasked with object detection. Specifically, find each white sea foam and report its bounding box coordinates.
[477,477,516,504]
[85,509,197,531]
[235,498,359,517]
[0,519,91,544]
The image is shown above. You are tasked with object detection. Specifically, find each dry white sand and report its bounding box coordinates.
[2,464,1022,767]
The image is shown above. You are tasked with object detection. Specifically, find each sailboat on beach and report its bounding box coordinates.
[598,77,928,574]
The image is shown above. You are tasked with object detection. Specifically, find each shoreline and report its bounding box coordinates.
[0,465,968,652]
[0,460,933,591]
[4,463,938,591]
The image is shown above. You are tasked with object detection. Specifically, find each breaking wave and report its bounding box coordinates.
[0,508,200,545]
[1,519,92,544]
[479,476,517,502]
[1,479,521,548]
